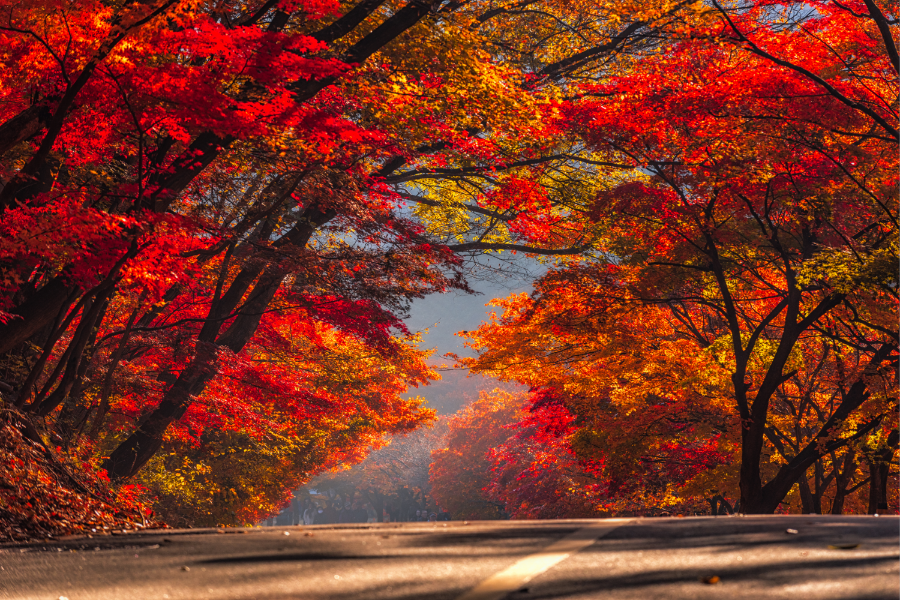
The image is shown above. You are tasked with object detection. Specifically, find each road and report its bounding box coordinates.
[1,516,896,600]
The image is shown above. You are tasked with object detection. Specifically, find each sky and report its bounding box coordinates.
[401,254,546,414]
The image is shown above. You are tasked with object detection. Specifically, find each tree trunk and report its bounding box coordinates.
[0,277,76,356]
[0,102,53,159]
[104,342,221,479]
[739,344,892,513]
[810,459,827,514]
[798,475,814,514]
[866,454,893,514]
[35,288,112,417]
[867,457,884,513]
[830,450,857,515]
[866,429,898,514]
[103,205,336,480]
[738,421,767,512]
[103,270,284,480]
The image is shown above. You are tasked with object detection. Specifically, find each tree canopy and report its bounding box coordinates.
[459,0,897,514]
[0,0,895,532]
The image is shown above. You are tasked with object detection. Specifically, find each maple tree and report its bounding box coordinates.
[0,0,894,529]
[311,418,447,522]
[430,385,710,519]
[459,294,739,515]
[462,0,898,514]
[429,389,525,519]
[462,280,896,516]
[0,0,672,529]
[136,321,438,527]
[483,389,608,519]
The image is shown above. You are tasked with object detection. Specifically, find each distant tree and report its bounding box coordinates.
[485,391,609,519]
[430,390,525,519]
[311,419,448,522]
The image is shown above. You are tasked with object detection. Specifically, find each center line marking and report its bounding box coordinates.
[454,519,632,600]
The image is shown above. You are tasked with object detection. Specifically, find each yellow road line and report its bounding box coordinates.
[454,520,631,600]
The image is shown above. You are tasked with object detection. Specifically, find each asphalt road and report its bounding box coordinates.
[1,516,896,600]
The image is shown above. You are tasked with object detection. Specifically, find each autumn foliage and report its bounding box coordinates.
[456,0,897,515]
[430,390,525,519]
[0,0,895,533]
[0,0,649,532]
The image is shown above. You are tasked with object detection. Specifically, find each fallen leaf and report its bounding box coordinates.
[827,543,859,550]
[701,576,720,584]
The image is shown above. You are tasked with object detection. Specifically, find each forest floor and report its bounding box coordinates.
[0,412,160,542]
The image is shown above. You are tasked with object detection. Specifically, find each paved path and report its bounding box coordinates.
[1,516,896,600]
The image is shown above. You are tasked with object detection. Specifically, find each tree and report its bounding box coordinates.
[430,389,525,519]
[311,419,447,522]
[0,0,662,512]
[135,321,438,527]
[484,390,610,519]
[461,290,739,514]
[0,0,669,534]
[464,0,898,513]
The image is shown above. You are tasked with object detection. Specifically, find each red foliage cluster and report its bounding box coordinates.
[432,387,730,519]
[487,393,606,519]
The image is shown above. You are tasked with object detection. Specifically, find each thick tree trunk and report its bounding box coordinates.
[830,485,846,515]
[0,102,52,159]
[866,457,887,514]
[104,342,221,479]
[103,205,335,480]
[0,277,75,356]
[866,429,898,513]
[798,476,815,514]
[810,459,829,514]
[738,422,767,513]
[864,429,900,515]
[104,272,286,480]
[739,344,893,513]
[830,450,857,515]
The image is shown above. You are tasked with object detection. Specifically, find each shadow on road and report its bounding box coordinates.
[518,555,898,598]
[198,552,396,564]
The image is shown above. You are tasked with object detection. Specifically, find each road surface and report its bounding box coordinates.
[1,516,897,600]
